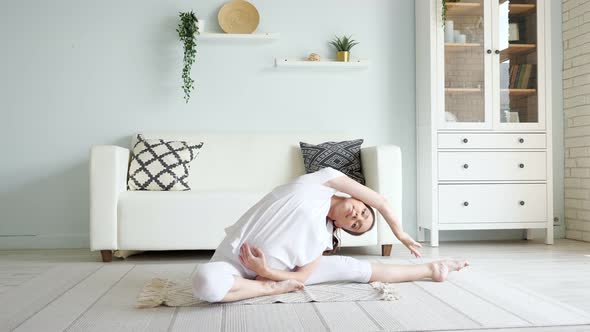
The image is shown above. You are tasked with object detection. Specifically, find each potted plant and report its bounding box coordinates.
[442,0,447,28]
[442,0,459,29]
[330,35,359,62]
[176,11,199,103]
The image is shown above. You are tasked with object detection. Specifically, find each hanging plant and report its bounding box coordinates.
[176,11,199,103]
[442,0,459,30]
[442,0,447,30]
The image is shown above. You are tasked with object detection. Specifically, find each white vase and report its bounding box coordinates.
[445,20,454,32]
[197,18,206,33]
[509,23,520,41]
[445,20,454,42]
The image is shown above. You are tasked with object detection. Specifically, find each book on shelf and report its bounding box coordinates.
[509,64,535,89]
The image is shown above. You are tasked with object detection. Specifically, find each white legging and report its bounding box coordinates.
[191,255,373,303]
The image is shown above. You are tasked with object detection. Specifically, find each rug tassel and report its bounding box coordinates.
[136,278,170,309]
[370,281,401,301]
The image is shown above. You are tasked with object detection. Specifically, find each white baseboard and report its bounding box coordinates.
[0,234,89,249]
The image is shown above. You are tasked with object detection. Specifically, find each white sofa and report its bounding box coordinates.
[90,132,402,262]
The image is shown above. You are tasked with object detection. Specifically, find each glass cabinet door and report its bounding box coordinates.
[443,0,490,128]
[495,0,541,128]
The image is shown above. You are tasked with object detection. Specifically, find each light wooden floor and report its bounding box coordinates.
[1,239,590,331]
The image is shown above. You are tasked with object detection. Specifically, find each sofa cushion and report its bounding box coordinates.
[117,190,377,250]
[127,134,203,191]
[299,139,365,184]
[117,191,266,249]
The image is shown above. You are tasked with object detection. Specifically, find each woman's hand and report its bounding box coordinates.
[239,243,269,276]
[397,232,422,258]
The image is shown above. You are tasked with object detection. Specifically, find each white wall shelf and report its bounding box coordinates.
[274,58,369,69]
[198,33,279,40]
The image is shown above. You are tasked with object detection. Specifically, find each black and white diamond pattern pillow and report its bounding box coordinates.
[127,134,204,191]
[299,139,365,185]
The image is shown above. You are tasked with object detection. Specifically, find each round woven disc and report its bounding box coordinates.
[218,0,260,34]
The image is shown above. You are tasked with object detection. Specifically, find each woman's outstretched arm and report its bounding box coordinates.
[325,175,422,257]
[325,175,402,236]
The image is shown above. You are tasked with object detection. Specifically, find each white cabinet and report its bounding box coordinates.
[438,184,547,224]
[415,0,554,246]
[437,133,546,149]
[438,151,546,181]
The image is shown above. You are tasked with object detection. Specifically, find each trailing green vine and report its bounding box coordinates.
[442,0,447,30]
[442,0,460,30]
[176,11,199,103]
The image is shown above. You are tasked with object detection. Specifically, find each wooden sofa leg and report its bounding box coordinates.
[381,244,392,257]
[101,250,113,262]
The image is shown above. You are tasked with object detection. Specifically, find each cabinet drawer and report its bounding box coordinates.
[438,184,547,223]
[438,133,546,149]
[438,151,546,181]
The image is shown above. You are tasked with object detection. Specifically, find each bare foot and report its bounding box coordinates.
[268,279,305,295]
[430,259,470,282]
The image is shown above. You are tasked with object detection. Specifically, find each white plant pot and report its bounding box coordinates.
[197,19,206,33]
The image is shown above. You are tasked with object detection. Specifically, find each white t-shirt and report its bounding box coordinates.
[216,167,346,271]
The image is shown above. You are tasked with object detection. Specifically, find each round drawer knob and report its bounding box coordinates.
[519,163,525,168]
[519,201,525,206]
[464,201,469,206]
[487,49,492,54]
[463,164,469,169]
[519,138,525,143]
[462,138,469,143]
[495,50,500,54]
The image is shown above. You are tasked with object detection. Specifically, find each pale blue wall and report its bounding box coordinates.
[0,0,563,248]
[0,0,417,248]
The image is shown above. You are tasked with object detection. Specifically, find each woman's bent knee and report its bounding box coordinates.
[191,263,236,303]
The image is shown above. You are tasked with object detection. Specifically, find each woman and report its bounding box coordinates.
[192,167,469,303]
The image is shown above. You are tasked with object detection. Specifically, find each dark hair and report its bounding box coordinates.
[323,202,376,256]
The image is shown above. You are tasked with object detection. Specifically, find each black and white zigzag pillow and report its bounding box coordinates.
[127,134,204,191]
[299,139,365,185]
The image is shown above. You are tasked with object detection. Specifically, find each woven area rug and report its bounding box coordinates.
[135,278,400,308]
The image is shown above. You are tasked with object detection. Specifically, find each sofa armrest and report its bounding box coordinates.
[89,145,130,251]
[361,145,402,245]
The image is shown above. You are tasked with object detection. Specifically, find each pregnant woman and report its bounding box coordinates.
[192,167,469,303]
